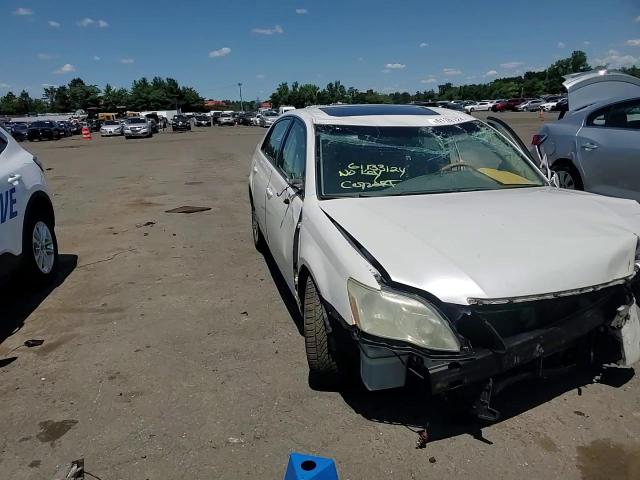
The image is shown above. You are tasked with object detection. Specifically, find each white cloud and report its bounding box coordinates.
[385,63,406,69]
[484,69,498,76]
[120,58,135,64]
[626,39,640,46]
[41,83,57,88]
[98,19,109,28]
[54,63,75,74]
[209,47,231,58]
[0,83,11,88]
[252,25,284,35]
[78,18,95,27]
[256,73,265,79]
[557,41,566,48]
[48,20,60,28]
[419,42,429,48]
[635,16,640,22]
[93,55,101,61]
[381,69,391,73]
[295,8,308,14]
[583,41,591,46]
[420,78,437,84]
[594,50,639,68]
[357,57,364,62]
[443,68,462,75]
[500,61,524,69]
[13,7,33,16]
[37,53,55,60]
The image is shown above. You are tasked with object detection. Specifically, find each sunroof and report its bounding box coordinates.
[319,105,438,117]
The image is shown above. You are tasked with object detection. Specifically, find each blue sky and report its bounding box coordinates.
[2,0,640,101]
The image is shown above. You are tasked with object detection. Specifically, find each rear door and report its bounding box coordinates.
[251,119,292,237]
[0,128,29,257]
[264,118,306,292]
[576,98,640,201]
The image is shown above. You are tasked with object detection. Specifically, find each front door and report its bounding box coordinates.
[264,119,306,292]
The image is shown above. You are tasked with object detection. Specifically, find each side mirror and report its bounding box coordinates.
[290,177,304,193]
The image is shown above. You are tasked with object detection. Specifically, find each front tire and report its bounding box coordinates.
[251,206,265,251]
[21,211,58,283]
[303,278,340,381]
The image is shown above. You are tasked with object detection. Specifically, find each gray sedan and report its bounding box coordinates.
[534,72,640,202]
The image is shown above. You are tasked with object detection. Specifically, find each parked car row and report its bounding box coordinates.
[0,119,84,142]
[461,96,569,113]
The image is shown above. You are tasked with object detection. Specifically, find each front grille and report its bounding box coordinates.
[454,285,626,348]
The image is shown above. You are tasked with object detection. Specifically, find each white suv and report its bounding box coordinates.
[0,126,58,284]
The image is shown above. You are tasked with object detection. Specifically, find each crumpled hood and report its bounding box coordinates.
[320,187,640,305]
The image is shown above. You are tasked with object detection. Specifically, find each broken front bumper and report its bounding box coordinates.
[357,284,639,394]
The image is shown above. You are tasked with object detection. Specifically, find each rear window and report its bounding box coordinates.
[127,118,147,124]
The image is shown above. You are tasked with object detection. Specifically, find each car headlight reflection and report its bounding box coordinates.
[347,278,460,352]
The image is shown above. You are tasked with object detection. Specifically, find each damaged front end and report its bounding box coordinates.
[356,275,640,418]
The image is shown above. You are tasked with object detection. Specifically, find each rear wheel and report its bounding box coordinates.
[303,278,340,382]
[552,162,584,190]
[21,210,58,283]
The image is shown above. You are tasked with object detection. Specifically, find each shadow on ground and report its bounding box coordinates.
[261,247,303,335]
[0,254,77,347]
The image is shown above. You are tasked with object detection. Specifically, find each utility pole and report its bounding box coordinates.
[238,83,244,112]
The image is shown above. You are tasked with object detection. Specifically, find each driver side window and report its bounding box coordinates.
[278,121,306,181]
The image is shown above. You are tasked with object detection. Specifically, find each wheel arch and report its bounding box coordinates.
[25,190,55,228]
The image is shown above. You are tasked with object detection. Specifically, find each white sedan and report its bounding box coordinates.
[0,126,58,285]
[464,101,491,112]
[249,104,640,414]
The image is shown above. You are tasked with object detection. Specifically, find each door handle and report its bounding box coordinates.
[581,142,599,151]
[7,174,21,184]
[252,165,258,173]
[266,187,274,199]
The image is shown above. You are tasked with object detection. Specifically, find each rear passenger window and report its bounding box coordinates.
[607,99,640,130]
[261,119,291,162]
[587,107,608,127]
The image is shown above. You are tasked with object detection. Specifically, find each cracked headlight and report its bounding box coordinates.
[347,278,460,352]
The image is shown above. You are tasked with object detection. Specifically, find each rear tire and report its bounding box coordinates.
[251,205,265,251]
[21,209,58,284]
[303,278,340,382]
[552,162,584,190]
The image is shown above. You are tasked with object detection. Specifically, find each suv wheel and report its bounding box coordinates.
[22,211,58,282]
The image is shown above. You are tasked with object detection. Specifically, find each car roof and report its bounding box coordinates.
[291,104,473,126]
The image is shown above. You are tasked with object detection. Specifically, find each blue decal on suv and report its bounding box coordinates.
[0,187,18,224]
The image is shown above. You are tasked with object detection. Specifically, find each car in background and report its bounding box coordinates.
[27,121,62,141]
[492,98,526,112]
[540,96,564,111]
[236,113,253,126]
[0,124,59,286]
[259,110,279,127]
[219,113,236,126]
[516,99,545,112]
[123,117,153,138]
[194,115,212,127]
[69,121,82,135]
[249,104,640,407]
[10,123,29,142]
[464,101,492,112]
[534,71,640,201]
[87,118,102,132]
[100,120,123,137]
[252,113,263,126]
[56,121,73,137]
[172,115,191,131]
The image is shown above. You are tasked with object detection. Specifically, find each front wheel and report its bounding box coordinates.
[21,212,58,283]
[303,278,340,381]
[251,206,265,251]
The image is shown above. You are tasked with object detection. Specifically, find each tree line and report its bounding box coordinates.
[269,51,640,108]
[0,76,206,116]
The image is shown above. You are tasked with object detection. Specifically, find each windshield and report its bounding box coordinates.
[104,121,119,125]
[316,121,545,198]
[127,118,147,124]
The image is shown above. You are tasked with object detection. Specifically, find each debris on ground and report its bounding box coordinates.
[226,437,245,445]
[429,457,437,464]
[415,429,429,449]
[165,206,211,214]
[135,221,156,228]
[24,339,45,348]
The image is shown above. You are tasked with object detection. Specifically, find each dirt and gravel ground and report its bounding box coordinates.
[2,112,639,480]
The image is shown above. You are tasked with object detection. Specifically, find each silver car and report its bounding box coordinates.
[517,99,545,112]
[534,71,640,201]
[100,120,123,136]
[259,111,279,128]
[218,113,235,126]
[123,117,153,138]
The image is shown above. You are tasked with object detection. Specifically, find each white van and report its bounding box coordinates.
[278,106,295,115]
